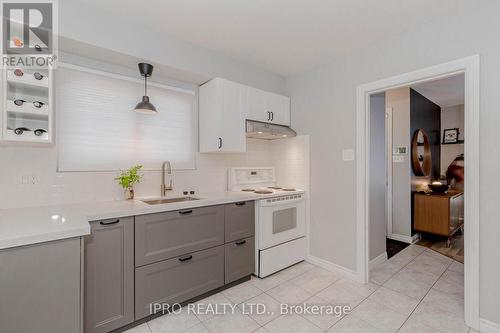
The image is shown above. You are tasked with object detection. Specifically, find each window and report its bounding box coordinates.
[56,65,197,171]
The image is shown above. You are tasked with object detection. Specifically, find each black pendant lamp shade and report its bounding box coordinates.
[134,62,157,114]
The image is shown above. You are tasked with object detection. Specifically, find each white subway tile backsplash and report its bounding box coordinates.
[0,137,309,209]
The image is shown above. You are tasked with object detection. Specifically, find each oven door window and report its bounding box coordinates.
[272,208,297,234]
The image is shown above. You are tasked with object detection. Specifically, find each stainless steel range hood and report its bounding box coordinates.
[245,120,297,140]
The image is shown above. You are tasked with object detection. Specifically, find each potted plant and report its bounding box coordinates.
[115,165,143,199]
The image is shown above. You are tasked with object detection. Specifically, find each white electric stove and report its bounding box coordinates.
[229,167,307,278]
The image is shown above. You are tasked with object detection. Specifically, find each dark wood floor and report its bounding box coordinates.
[417,232,464,263]
[386,238,409,258]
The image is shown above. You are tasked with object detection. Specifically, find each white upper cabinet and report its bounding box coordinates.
[199,78,246,153]
[246,87,290,126]
[199,78,291,153]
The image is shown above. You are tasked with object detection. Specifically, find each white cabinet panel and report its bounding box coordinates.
[266,92,290,126]
[246,87,269,123]
[222,80,246,152]
[199,78,245,153]
[199,78,291,153]
[246,87,290,126]
[199,79,221,152]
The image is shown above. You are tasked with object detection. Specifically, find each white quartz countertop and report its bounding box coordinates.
[0,190,302,250]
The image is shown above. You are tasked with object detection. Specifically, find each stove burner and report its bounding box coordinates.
[282,188,296,191]
[254,190,273,194]
[267,186,282,190]
[241,188,255,192]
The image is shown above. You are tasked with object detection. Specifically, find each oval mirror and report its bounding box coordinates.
[411,129,432,176]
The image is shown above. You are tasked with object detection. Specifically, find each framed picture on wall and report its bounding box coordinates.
[443,128,459,143]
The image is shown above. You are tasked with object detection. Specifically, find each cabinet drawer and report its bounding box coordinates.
[225,201,255,242]
[135,206,225,266]
[135,245,224,319]
[225,237,255,284]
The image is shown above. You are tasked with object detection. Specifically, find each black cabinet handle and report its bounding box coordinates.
[178,255,193,262]
[267,111,271,121]
[235,240,246,246]
[100,219,120,225]
[218,137,222,149]
[271,112,274,121]
[179,210,193,215]
[235,202,246,206]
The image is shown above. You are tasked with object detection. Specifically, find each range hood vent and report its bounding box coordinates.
[245,120,297,140]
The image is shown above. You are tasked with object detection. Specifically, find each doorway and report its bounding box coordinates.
[355,56,480,329]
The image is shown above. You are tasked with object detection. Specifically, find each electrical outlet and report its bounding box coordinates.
[29,174,40,185]
[18,173,41,187]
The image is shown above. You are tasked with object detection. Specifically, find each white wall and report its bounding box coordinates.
[286,1,500,323]
[386,88,412,238]
[441,104,465,175]
[58,0,286,94]
[369,93,386,260]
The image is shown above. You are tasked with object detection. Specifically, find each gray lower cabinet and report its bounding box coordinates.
[84,201,255,333]
[225,236,255,283]
[0,238,81,333]
[135,206,225,266]
[225,201,255,242]
[84,217,134,333]
[135,245,225,319]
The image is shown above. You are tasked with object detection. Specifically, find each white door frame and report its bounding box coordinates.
[356,55,480,329]
[384,107,393,238]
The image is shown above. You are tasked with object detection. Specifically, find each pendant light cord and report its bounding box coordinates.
[144,75,147,96]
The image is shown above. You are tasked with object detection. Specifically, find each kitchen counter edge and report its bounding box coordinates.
[0,191,282,250]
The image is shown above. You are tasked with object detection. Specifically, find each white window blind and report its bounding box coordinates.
[56,65,197,171]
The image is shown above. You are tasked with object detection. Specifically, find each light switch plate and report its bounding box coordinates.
[342,149,355,161]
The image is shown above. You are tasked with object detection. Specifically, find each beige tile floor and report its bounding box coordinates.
[125,245,471,333]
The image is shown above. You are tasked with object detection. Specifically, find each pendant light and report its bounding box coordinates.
[134,62,157,114]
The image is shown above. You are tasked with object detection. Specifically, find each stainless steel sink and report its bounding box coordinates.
[141,197,200,205]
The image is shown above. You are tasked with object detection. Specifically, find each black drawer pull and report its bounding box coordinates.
[179,210,193,215]
[178,255,193,262]
[235,240,246,246]
[235,202,246,206]
[100,219,120,225]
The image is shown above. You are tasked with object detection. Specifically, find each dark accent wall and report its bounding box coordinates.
[410,89,441,235]
[410,89,441,180]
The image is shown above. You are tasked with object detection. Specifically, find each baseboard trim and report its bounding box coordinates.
[369,252,387,270]
[480,318,500,333]
[387,233,420,244]
[306,255,359,282]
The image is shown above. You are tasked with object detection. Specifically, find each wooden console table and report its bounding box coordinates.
[414,190,464,247]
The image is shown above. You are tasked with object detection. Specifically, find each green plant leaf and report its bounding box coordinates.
[115,164,143,190]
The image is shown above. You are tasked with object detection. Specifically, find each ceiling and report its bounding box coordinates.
[69,0,469,77]
[412,74,464,108]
